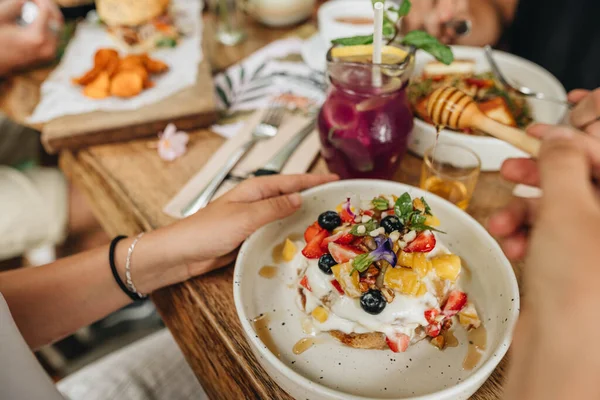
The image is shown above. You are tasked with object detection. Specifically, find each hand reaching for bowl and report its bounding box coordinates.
[488,124,600,259]
[138,173,339,293]
[490,125,600,399]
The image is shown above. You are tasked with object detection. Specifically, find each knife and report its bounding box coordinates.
[253,117,317,177]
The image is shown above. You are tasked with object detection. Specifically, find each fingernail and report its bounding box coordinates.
[288,193,302,207]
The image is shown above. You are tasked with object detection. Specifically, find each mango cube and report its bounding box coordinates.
[311,306,329,323]
[397,251,414,268]
[282,238,297,262]
[458,302,481,330]
[331,262,361,298]
[416,283,428,297]
[432,254,462,281]
[425,214,441,227]
[412,253,432,277]
[384,267,421,296]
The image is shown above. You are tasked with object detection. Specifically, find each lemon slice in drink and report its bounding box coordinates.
[331,45,408,64]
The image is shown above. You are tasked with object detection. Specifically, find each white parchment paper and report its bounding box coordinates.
[28,0,203,123]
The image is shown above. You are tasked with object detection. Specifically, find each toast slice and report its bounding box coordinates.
[478,97,517,127]
[423,59,476,77]
[329,330,388,350]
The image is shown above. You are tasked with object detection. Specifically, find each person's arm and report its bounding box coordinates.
[488,125,600,399]
[402,0,519,46]
[0,174,337,349]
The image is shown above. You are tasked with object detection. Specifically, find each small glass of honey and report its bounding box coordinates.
[420,144,481,210]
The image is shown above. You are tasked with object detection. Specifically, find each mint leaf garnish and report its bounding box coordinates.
[331,35,374,46]
[389,0,411,17]
[350,219,379,236]
[351,253,374,274]
[394,192,413,223]
[401,30,453,65]
[330,1,453,65]
[421,197,432,215]
[372,197,389,211]
[393,192,446,233]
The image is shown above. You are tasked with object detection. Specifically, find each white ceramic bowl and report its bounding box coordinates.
[409,46,568,171]
[234,180,519,400]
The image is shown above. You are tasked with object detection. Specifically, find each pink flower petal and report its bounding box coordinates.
[157,125,189,161]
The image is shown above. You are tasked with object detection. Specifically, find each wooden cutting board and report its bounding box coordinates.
[40,59,217,154]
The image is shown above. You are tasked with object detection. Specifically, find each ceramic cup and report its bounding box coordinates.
[243,0,315,27]
[318,0,385,46]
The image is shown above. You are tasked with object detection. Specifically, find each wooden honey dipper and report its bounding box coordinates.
[427,86,541,157]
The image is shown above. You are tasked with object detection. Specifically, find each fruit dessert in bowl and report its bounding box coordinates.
[234,180,519,400]
[297,194,480,353]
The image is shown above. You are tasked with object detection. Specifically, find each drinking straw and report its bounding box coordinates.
[373,2,384,64]
[372,2,384,87]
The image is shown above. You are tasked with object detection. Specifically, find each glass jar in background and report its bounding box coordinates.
[317,46,415,180]
[210,0,246,46]
[420,143,481,210]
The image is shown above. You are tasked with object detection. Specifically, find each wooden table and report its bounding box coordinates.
[2,13,520,400]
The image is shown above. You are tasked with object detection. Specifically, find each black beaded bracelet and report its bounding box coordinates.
[109,235,140,301]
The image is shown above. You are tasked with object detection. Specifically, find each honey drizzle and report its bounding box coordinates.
[271,242,285,264]
[463,325,488,370]
[252,314,281,358]
[442,328,459,348]
[258,265,278,279]
[293,337,318,355]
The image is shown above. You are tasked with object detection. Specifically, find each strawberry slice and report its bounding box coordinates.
[328,242,364,264]
[302,229,329,259]
[404,230,436,253]
[442,290,467,317]
[322,230,354,247]
[424,308,440,325]
[331,280,344,295]
[340,208,355,223]
[304,221,323,243]
[386,333,410,353]
[425,323,441,338]
[299,275,312,292]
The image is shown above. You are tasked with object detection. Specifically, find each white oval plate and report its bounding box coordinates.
[409,46,568,171]
[234,180,519,400]
[301,40,568,171]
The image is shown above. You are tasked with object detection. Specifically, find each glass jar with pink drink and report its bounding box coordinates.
[317,45,415,180]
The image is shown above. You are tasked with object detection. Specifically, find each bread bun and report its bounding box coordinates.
[97,0,170,26]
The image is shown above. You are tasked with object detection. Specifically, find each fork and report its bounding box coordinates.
[483,45,573,108]
[181,104,285,217]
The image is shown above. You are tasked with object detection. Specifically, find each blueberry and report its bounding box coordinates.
[318,211,342,231]
[380,215,403,234]
[360,289,386,315]
[318,254,336,274]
